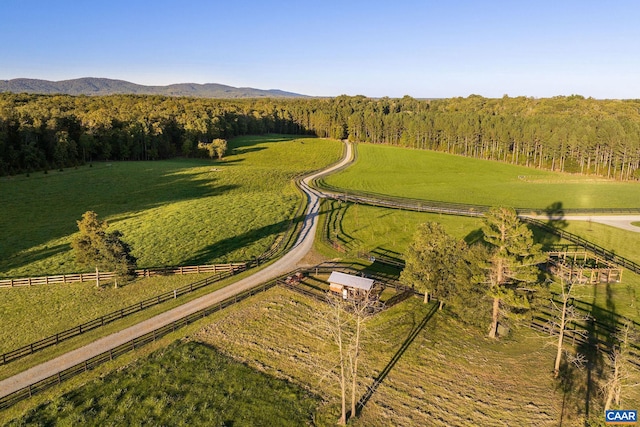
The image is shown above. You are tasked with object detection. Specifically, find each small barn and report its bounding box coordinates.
[328,271,374,300]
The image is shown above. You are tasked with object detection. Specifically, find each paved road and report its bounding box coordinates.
[0,141,354,398]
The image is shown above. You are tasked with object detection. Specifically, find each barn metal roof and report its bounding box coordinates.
[328,271,374,291]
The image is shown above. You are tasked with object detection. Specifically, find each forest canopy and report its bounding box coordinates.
[1,93,639,180]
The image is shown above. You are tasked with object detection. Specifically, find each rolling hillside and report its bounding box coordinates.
[0,77,307,98]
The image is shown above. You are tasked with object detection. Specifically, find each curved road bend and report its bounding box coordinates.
[0,141,354,399]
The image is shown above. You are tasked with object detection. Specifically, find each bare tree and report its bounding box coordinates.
[321,292,351,425]
[347,289,379,417]
[318,289,378,425]
[548,278,590,378]
[603,321,639,410]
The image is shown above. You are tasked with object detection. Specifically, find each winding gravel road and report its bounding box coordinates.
[2,139,636,399]
[0,141,353,399]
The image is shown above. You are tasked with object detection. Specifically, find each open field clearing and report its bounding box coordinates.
[2,286,637,425]
[321,199,484,257]
[195,287,630,426]
[4,341,319,426]
[321,144,640,209]
[0,135,342,277]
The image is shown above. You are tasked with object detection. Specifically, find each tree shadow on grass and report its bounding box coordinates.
[0,164,240,274]
[1,243,70,275]
[355,301,439,416]
[181,202,340,266]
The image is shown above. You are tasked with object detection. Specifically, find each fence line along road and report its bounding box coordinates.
[0,273,285,410]
[0,140,354,404]
[0,263,247,288]
[0,266,247,367]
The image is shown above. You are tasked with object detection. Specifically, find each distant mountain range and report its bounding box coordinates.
[0,77,307,98]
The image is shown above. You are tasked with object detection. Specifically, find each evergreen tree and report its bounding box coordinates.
[71,211,137,286]
[480,207,545,338]
[400,222,468,309]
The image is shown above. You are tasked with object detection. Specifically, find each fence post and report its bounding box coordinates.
[174,289,177,299]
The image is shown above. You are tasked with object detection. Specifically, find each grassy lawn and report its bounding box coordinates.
[0,273,217,354]
[0,268,264,380]
[5,341,319,427]
[321,199,485,258]
[321,144,640,209]
[0,135,342,277]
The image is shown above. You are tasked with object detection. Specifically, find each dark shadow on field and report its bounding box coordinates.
[556,358,586,427]
[0,163,239,275]
[228,134,314,151]
[1,243,69,273]
[355,302,438,416]
[182,199,336,265]
[574,281,621,423]
[544,201,568,230]
[324,201,356,251]
[182,216,301,265]
[230,146,267,155]
[464,228,485,245]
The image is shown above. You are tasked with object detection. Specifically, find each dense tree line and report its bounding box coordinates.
[2,93,640,179]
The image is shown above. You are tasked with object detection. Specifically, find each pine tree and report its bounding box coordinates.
[481,207,545,338]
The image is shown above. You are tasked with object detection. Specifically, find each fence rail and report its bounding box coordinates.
[0,271,286,410]
[522,218,640,275]
[0,263,247,288]
[0,264,247,366]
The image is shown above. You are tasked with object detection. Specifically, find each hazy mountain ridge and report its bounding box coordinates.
[0,77,307,98]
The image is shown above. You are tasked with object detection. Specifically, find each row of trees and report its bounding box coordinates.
[2,93,640,179]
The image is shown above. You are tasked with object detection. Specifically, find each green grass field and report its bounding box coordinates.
[564,221,640,264]
[318,200,640,322]
[5,340,319,426]
[322,144,640,209]
[0,135,342,277]
[320,199,484,257]
[3,286,637,426]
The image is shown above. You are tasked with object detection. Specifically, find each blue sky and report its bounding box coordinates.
[1,0,639,98]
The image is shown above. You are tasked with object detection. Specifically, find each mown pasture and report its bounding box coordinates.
[321,144,640,209]
[0,268,263,381]
[5,340,319,427]
[0,135,342,278]
[194,287,632,426]
[3,283,638,426]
